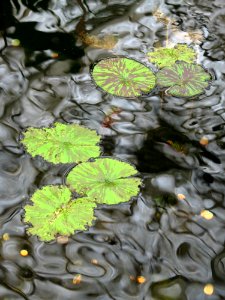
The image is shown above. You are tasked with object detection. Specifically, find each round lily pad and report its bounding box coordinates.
[24,185,96,241]
[66,158,141,205]
[91,57,156,98]
[21,122,101,164]
[148,44,196,68]
[156,61,211,98]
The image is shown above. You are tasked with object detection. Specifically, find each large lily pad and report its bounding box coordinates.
[148,44,196,68]
[24,185,96,241]
[92,57,156,98]
[67,158,141,205]
[21,122,101,164]
[156,62,211,97]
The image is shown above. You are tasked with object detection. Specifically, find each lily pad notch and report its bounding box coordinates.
[91,57,156,98]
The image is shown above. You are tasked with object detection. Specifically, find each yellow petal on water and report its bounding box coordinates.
[3,233,10,241]
[91,259,98,265]
[20,249,28,257]
[203,283,214,295]
[137,276,146,284]
[73,274,82,284]
[177,194,186,200]
[200,136,209,146]
[200,210,214,220]
[11,39,20,47]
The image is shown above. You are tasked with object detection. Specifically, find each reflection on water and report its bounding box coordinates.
[0,0,225,299]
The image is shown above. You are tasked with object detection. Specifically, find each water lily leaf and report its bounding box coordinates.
[92,57,156,98]
[156,62,211,97]
[21,122,101,164]
[148,44,196,68]
[67,158,141,205]
[24,185,96,241]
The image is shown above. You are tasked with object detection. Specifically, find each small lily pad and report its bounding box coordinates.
[156,61,211,98]
[24,185,96,241]
[21,122,101,164]
[67,158,141,205]
[148,44,196,68]
[92,57,156,98]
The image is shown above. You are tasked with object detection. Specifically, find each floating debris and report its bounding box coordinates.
[2,233,10,241]
[20,249,28,257]
[11,39,20,47]
[203,283,214,295]
[200,136,209,146]
[137,276,146,284]
[200,210,214,220]
[177,193,186,200]
[73,274,82,284]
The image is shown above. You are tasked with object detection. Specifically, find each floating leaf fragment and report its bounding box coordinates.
[24,186,96,241]
[67,158,141,205]
[21,122,101,164]
[92,57,156,98]
[156,61,211,97]
[148,44,196,68]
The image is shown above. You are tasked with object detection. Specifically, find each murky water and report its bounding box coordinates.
[1,0,225,299]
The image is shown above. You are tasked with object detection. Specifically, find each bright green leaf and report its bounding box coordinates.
[92,57,156,98]
[66,158,141,205]
[24,185,96,241]
[156,61,211,97]
[21,122,101,164]
[148,44,196,68]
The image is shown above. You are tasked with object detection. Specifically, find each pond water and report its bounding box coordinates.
[1,0,225,299]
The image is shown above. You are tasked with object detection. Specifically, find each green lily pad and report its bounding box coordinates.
[67,158,141,205]
[156,61,211,98]
[24,185,96,241]
[21,122,101,164]
[92,57,156,98]
[148,44,196,68]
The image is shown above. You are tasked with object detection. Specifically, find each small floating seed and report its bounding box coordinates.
[20,249,28,257]
[3,233,10,241]
[91,259,98,265]
[137,276,146,284]
[57,236,69,244]
[11,39,20,46]
[203,283,214,295]
[73,274,82,284]
[200,136,209,146]
[200,210,214,220]
[177,194,186,200]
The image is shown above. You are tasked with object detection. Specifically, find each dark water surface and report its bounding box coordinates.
[1,0,225,299]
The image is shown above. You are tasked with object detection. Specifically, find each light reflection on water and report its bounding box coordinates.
[0,0,225,299]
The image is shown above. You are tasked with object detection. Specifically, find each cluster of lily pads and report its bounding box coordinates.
[21,123,141,241]
[21,44,212,242]
[91,44,212,98]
